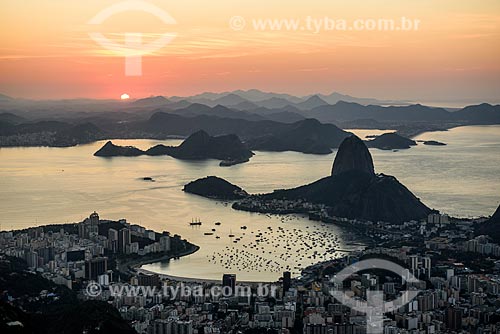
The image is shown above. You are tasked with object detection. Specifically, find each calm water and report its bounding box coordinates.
[1,125,499,281]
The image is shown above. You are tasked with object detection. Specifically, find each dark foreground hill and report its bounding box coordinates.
[476,204,500,243]
[0,256,136,334]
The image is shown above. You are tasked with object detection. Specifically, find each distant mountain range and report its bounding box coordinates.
[1,89,500,150]
[0,112,25,124]
[245,118,350,154]
[168,89,408,106]
[140,113,351,154]
[0,93,13,101]
[307,102,500,124]
[111,93,500,125]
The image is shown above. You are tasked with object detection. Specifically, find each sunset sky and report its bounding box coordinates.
[1,0,500,102]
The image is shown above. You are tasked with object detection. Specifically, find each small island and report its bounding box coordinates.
[365,132,417,150]
[183,176,248,200]
[94,130,254,166]
[94,141,143,156]
[423,140,447,146]
[219,157,250,167]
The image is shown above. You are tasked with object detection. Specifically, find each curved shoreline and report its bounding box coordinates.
[133,244,280,284]
[118,245,200,275]
[137,266,279,284]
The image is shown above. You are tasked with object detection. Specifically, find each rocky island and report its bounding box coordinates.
[365,132,417,150]
[423,140,447,146]
[183,176,248,200]
[186,135,432,223]
[94,141,144,156]
[94,130,254,166]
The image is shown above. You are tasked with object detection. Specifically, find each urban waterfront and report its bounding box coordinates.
[1,125,500,281]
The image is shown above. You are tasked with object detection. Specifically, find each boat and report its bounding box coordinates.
[189,218,202,226]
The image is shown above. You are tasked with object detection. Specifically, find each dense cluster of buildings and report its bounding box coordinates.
[463,236,500,257]
[234,198,326,215]
[1,212,500,333]
[78,237,500,334]
[0,212,172,289]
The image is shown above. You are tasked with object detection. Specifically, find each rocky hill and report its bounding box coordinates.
[246,118,350,154]
[186,135,431,223]
[265,135,430,222]
[183,176,248,200]
[331,135,375,176]
[147,130,253,161]
[94,141,144,157]
[366,133,417,150]
[94,131,253,165]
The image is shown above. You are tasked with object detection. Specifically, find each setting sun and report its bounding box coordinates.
[120,93,130,100]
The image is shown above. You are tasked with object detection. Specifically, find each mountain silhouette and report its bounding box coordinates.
[262,135,431,222]
[331,135,375,176]
[366,133,417,150]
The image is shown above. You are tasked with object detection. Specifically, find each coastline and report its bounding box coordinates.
[136,267,279,284]
[117,245,200,275]
[131,243,280,284]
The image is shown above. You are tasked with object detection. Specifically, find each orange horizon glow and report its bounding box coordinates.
[1,0,500,102]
